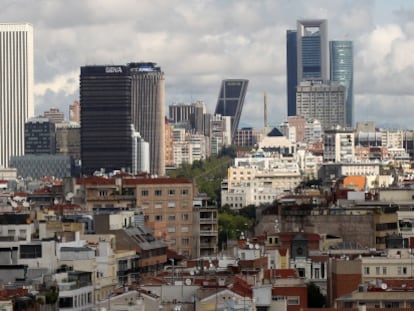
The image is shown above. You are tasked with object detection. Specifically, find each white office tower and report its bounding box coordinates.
[131,127,150,174]
[0,23,34,168]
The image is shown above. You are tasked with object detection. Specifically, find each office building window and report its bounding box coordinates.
[155,190,162,196]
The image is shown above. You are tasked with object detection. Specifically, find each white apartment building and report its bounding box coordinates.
[172,134,207,167]
[381,129,404,148]
[305,119,323,143]
[361,249,414,281]
[221,154,302,208]
[210,114,232,156]
[324,129,355,162]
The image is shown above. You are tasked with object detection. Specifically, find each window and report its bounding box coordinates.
[181,202,188,209]
[141,190,149,196]
[182,214,189,221]
[364,267,370,275]
[287,296,299,305]
[155,190,162,196]
[99,190,108,197]
[384,302,399,308]
[169,189,175,195]
[155,215,163,221]
[168,214,176,221]
[142,204,149,209]
[382,267,387,275]
[182,238,189,245]
[20,244,42,259]
[314,268,320,279]
[155,203,162,209]
[168,227,176,233]
[168,202,176,208]
[181,226,189,232]
[181,189,189,195]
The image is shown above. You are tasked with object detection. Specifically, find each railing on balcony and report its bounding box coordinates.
[200,218,217,223]
[200,230,218,235]
[200,242,217,248]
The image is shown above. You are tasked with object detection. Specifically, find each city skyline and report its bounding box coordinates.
[1,1,414,129]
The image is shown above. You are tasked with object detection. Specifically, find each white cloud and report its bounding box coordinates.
[1,0,414,128]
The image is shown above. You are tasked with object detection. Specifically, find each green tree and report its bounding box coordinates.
[218,211,255,249]
[307,282,326,308]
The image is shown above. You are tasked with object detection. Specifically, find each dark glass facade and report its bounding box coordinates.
[214,79,248,141]
[302,35,322,79]
[330,41,354,127]
[286,30,297,116]
[80,66,132,175]
[25,117,56,155]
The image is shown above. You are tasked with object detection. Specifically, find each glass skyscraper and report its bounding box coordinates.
[287,20,328,118]
[214,79,248,142]
[286,30,297,116]
[80,65,133,176]
[330,41,354,127]
[296,19,329,82]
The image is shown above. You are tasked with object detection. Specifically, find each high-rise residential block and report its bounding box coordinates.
[43,107,64,124]
[55,121,81,160]
[296,80,346,130]
[214,79,248,142]
[0,23,34,168]
[25,117,56,155]
[130,62,165,176]
[330,40,354,127]
[69,100,80,123]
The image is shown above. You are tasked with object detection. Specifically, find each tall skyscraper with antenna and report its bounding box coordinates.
[0,23,34,168]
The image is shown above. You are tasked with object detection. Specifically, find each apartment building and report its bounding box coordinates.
[123,177,196,258]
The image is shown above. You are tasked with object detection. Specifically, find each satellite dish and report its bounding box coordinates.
[249,243,253,249]
[23,201,29,208]
[185,278,192,286]
[190,270,194,276]
[381,283,388,290]
[54,199,59,205]
[255,244,260,250]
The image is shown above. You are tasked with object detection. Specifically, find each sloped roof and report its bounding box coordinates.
[267,128,284,137]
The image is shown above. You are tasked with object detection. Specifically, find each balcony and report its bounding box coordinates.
[200,218,217,223]
[200,242,217,248]
[200,230,218,235]
[87,195,136,201]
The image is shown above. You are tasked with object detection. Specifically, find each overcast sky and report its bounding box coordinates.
[2,0,414,129]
